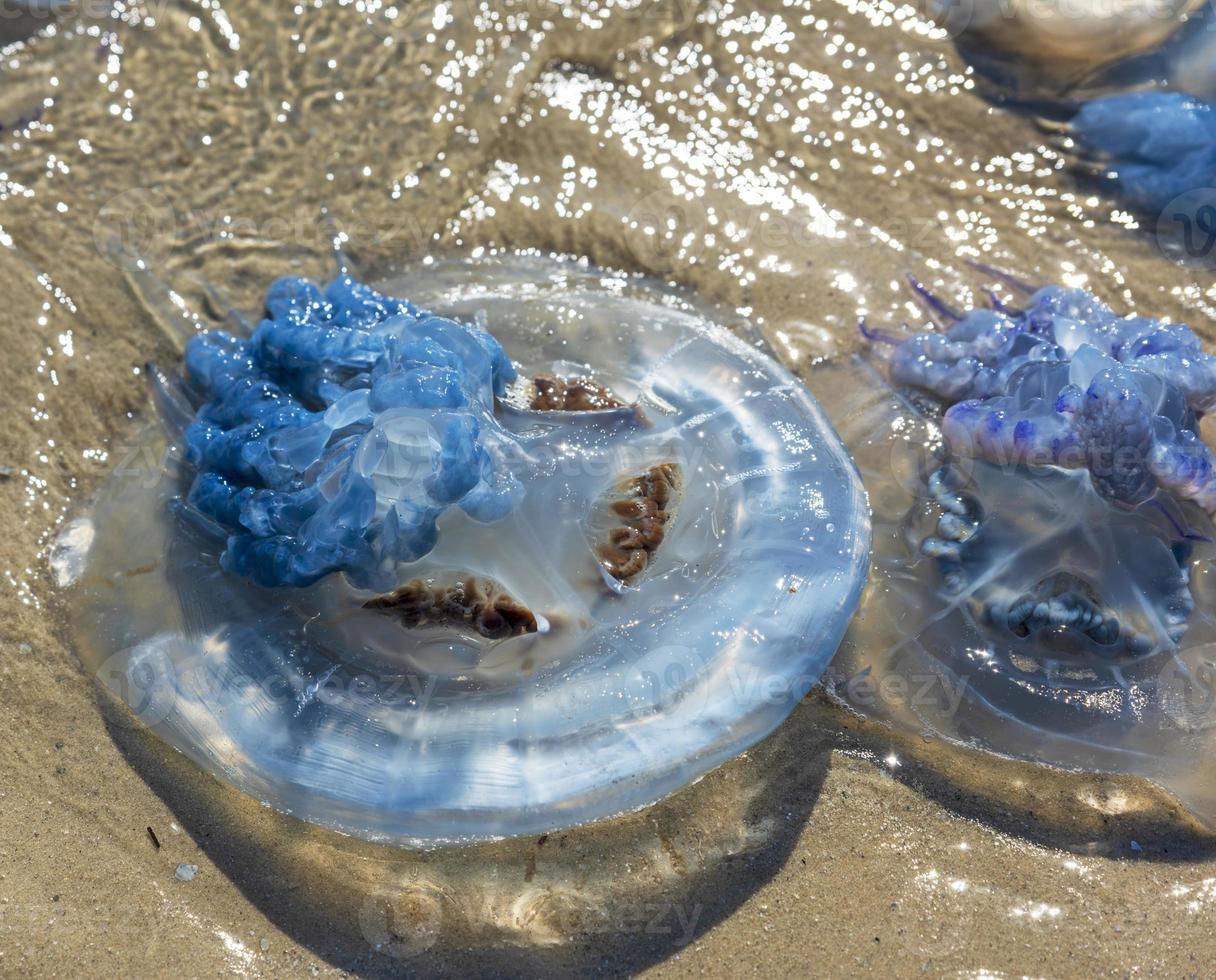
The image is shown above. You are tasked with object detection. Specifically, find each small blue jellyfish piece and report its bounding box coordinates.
[1071,92,1216,218]
[177,273,521,591]
[821,278,1216,827]
[60,255,870,844]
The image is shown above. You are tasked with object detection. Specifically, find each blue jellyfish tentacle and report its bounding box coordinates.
[1003,588,1121,647]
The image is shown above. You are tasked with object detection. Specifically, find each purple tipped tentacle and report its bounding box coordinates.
[891,281,1216,513]
[858,317,904,346]
[1071,366,1157,505]
[1127,339,1216,416]
[889,280,1216,660]
[906,274,963,323]
[982,287,1018,314]
[1146,498,1214,544]
[941,396,1081,470]
[965,259,1036,295]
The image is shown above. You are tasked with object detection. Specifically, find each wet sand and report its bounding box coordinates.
[3,0,1216,975]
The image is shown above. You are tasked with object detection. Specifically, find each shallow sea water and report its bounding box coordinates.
[4,0,1216,975]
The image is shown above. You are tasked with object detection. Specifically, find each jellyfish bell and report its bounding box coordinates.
[57,254,870,845]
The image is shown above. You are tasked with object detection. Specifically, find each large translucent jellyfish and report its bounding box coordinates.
[820,278,1216,825]
[57,255,869,844]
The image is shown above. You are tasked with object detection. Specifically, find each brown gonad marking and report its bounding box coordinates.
[598,463,681,582]
[364,576,538,639]
[529,373,627,412]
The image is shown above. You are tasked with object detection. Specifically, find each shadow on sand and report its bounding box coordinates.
[98,687,834,978]
[95,671,1216,979]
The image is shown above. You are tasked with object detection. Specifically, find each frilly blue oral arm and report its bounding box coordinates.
[176,275,527,588]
